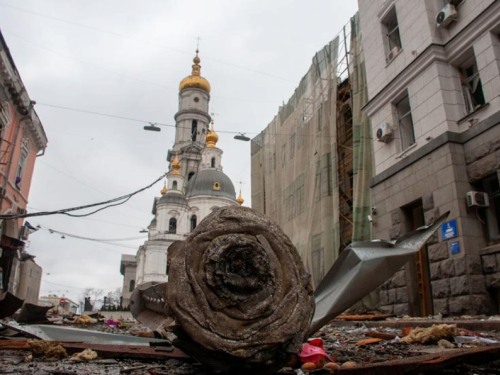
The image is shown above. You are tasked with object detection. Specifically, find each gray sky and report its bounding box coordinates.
[0,0,358,304]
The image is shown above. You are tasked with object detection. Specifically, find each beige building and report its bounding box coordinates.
[15,255,42,304]
[120,254,136,308]
[39,295,78,315]
[359,0,500,315]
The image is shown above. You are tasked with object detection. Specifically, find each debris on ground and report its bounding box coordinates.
[69,348,98,362]
[401,324,458,344]
[73,315,96,324]
[28,340,67,359]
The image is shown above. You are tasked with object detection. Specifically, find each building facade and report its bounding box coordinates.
[119,254,136,308]
[359,0,500,315]
[39,295,79,315]
[121,51,242,293]
[0,31,47,300]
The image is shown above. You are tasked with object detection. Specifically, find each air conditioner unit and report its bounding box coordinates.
[376,123,393,143]
[437,4,458,28]
[466,191,489,208]
[19,225,30,240]
[387,46,400,62]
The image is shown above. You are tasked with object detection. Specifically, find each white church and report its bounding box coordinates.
[120,50,243,307]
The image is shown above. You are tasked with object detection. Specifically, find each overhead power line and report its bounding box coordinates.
[37,102,245,134]
[0,174,165,220]
[37,102,338,140]
[39,226,147,242]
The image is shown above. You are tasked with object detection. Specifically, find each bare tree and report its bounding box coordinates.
[80,288,104,311]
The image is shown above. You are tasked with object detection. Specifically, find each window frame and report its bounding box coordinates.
[395,94,415,151]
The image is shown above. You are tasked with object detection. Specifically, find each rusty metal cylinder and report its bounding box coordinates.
[167,206,314,373]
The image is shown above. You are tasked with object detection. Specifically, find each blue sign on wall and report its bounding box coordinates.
[450,241,460,255]
[441,220,458,240]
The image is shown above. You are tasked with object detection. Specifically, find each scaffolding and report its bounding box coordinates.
[250,13,373,286]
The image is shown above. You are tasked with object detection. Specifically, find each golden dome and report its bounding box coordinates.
[206,120,219,148]
[160,180,167,195]
[236,189,244,205]
[179,49,211,93]
[169,153,182,176]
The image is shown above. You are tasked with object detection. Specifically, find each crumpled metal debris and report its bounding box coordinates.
[2,322,166,345]
[0,291,23,319]
[309,211,449,334]
[131,207,448,373]
[17,303,52,323]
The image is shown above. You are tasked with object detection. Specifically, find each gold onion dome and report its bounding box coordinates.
[206,120,219,148]
[169,154,182,175]
[236,189,244,205]
[179,49,211,93]
[160,180,167,195]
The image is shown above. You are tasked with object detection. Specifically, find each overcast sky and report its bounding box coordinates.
[0,0,358,305]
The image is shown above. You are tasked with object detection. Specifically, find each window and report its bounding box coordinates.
[382,6,402,58]
[129,280,135,292]
[172,181,178,190]
[191,120,198,141]
[188,172,195,181]
[315,153,333,201]
[169,218,177,234]
[190,215,197,231]
[15,138,30,189]
[290,133,296,159]
[459,57,486,114]
[396,94,415,150]
[283,174,305,222]
[211,157,215,168]
[281,143,287,167]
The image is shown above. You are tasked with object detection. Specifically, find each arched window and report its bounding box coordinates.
[211,157,216,168]
[129,280,135,292]
[191,120,198,142]
[190,215,197,231]
[188,172,195,181]
[172,181,178,190]
[169,218,177,234]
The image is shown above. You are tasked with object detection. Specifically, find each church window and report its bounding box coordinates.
[188,172,195,181]
[129,280,135,292]
[191,120,198,142]
[169,218,177,234]
[213,182,221,190]
[194,97,199,103]
[173,181,178,190]
[190,215,197,231]
[211,157,216,168]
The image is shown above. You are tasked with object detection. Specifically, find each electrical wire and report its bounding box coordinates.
[0,174,165,220]
[37,102,339,139]
[37,225,147,242]
[38,161,152,216]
